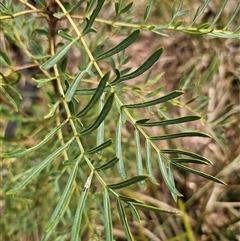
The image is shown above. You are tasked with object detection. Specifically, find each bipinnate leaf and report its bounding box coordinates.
[3,119,68,158]
[108,175,148,189]
[71,172,93,241]
[95,157,119,171]
[6,137,75,195]
[157,152,182,198]
[82,0,105,35]
[171,161,226,185]
[96,30,140,61]
[65,63,93,102]
[86,139,112,154]
[151,131,211,140]
[134,128,146,188]
[124,90,184,109]
[161,149,212,164]
[138,115,201,127]
[77,72,110,117]
[80,93,114,136]
[46,156,82,232]
[103,188,113,241]
[117,199,134,241]
[41,39,77,70]
[111,47,163,84]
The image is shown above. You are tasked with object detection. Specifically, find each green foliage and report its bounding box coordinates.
[1,0,239,240]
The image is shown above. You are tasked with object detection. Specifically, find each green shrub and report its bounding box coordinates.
[1,0,239,240]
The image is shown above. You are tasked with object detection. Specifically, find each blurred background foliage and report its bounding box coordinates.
[0,0,240,240]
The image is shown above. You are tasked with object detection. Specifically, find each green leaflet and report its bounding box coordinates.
[157,152,182,197]
[151,131,211,140]
[96,30,140,61]
[134,128,146,188]
[124,90,184,109]
[65,63,93,102]
[107,175,148,189]
[145,140,158,184]
[131,202,179,214]
[46,156,82,232]
[111,47,163,84]
[161,149,212,164]
[3,119,68,158]
[116,114,127,179]
[77,72,110,117]
[117,199,134,241]
[128,203,141,222]
[75,86,111,95]
[0,2,12,15]
[103,188,113,241]
[224,4,240,30]
[6,137,75,195]
[41,39,77,70]
[70,172,93,241]
[44,100,62,119]
[82,0,105,35]
[138,115,201,127]
[80,93,114,136]
[86,139,112,154]
[95,157,119,171]
[171,162,226,185]
[119,195,144,204]
[171,158,210,165]
[168,164,178,202]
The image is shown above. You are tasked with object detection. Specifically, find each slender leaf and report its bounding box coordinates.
[69,0,85,13]
[44,100,62,119]
[157,152,182,197]
[0,2,12,15]
[111,48,163,84]
[46,157,82,232]
[108,175,148,189]
[191,0,211,25]
[70,172,93,241]
[134,128,146,188]
[132,202,179,214]
[209,0,228,27]
[143,0,154,22]
[80,93,114,136]
[119,195,144,204]
[83,0,105,35]
[124,90,184,109]
[168,164,178,202]
[103,188,113,241]
[128,203,141,223]
[0,86,20,112]
[6,137,74,195]
[96,93,106,156]
[151,131,211,140]
[145,140,158,184]
[75,86,111,95]
[41,39,77,70]
[96,30,140,61]
[116,114,127,179]
[161,149,212,164]
[3,119,68,158]
[171,158,210,165]
[171,161,226,185]
[117,199,134,241]
[224,3,240,30]
[77,72,110,117]
[95,157,119,171]
[65,63,92,102]
[138,115,201,127]
[86,139,112,154]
